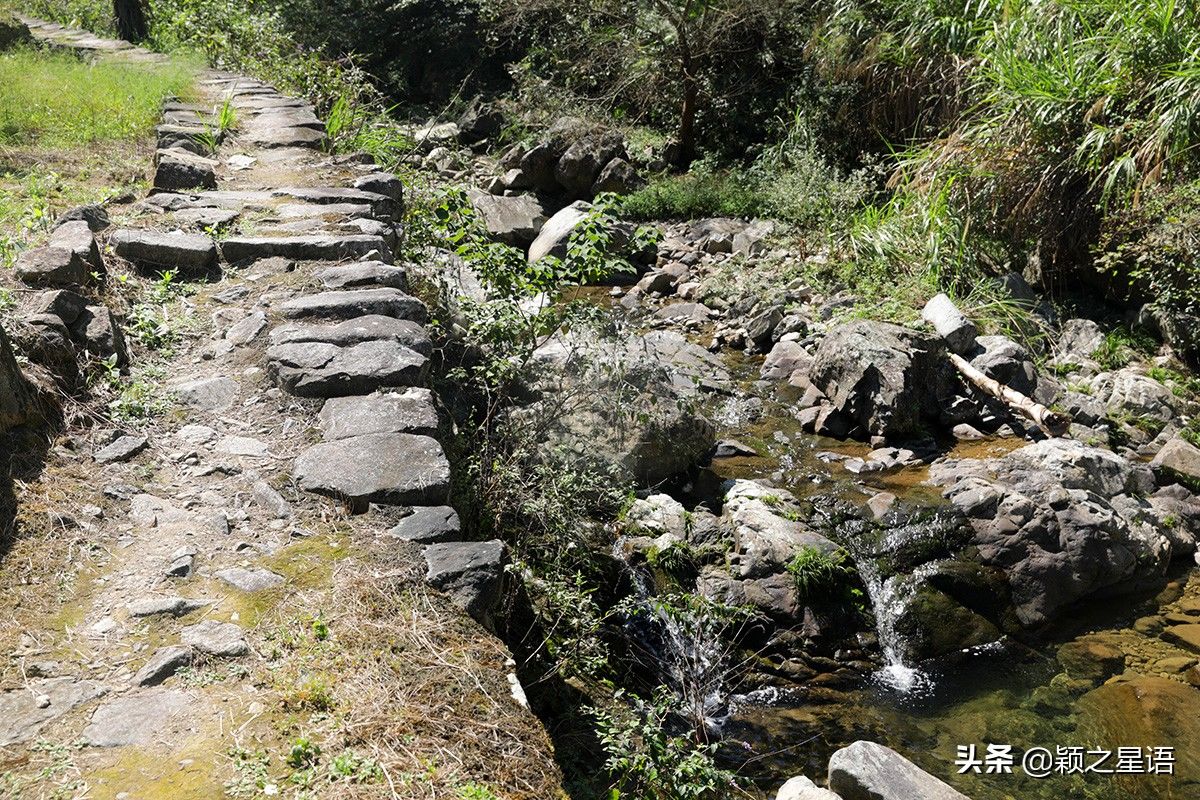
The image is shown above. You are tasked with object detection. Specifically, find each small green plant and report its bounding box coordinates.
[458,783,501,800]
[216,97,238,134]
[591,688,739,800]
[225,747,271,798]
[329,750,384,784]
[786,546,856,601]
[286,737,321,769]
[1090,327,1157,371]
[311,616,329,641]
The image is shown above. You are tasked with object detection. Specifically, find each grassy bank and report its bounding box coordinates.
[0,46,195,272]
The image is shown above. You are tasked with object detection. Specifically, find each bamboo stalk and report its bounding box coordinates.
[949,352,1071,437]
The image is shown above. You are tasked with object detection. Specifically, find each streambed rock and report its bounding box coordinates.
[929,438,1195,626]
[294,433,450,507]
[810,320,954,438]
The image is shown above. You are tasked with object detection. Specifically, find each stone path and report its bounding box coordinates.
[1,17,511,797]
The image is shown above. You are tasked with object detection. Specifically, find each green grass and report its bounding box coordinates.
[0,48,195,271]
[0,47,195,146]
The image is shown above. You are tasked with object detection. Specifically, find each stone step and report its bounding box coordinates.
[269,315,431,353]
[294,433,451,509]
[219,234,388,265]
[267,339,427,397]
[387,505,460,543]
[317,388,439,439]
[272,187,399,220]
[279,288,427,323]
[111,229,218,276]
[314,261,407,290]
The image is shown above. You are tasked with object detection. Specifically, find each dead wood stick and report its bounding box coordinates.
[949,352,1071,437]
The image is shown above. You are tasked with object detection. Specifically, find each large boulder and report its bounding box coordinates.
[467,190,549,247]
[517,329,717,486]
[929,438,1188,626]
[1090,368,1177,423]
[810,321,954,438]
[554,132,625,197]
[528,201,590,263]
[828,741,968,800]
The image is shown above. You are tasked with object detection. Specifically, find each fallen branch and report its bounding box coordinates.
[949,352,1071,437]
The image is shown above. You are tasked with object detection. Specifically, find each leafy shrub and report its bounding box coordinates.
[786,546,856,601]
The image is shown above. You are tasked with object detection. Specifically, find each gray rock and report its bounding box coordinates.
[74,305,128,365]
[424,539,507,620]
[273,186,398,220]
[54,204,110,232]
[468,191,549,247]
[0,678,105,746]
[828,740,968,800]
[181,620,249,657]
[294,433,451,507]
[555,132,625,197]
[318,388,438,439]
[127,596,209,617]
[521,330,717,485]
[82,689,190,746]
[762,340,812,381]
[810,320,952,438]
[132,646,193,687]
[0,325,42,432]
[388,505,461,544]
[111,229,217,275]
[14,246,88,288]
[775,775,841,800]
[970,335,1037,396]
[172,376,239,411]
[1091,369,1176,423]
[722,480,838,579]
[219,234,388,265]
[1151,438,1200,484]
[353,172,404,202]
[50,219,104,274]
[215,566,285,592]
[252,480,292,518]
[280,288,427,323]
[746,304,784,350]
[929,438,1171,626]
[733,220,774,256]
[315,261,407,290]
[170,207,240,230]
[95,435,148,464]
[154,148,217,191]
[267,339,427,397]
[528,201,590,262]
[270,315,431,354]
[225,311,267,346]
[592,157,637,195]
[921,293,978,354]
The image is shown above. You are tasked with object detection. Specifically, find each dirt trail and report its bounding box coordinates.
[1,19,558,800]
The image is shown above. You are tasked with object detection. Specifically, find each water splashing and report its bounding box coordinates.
[854,558,934,696]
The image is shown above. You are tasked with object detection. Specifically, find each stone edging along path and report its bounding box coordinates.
[2,16,525,795]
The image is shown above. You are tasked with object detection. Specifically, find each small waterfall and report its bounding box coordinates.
[854,558,933,696]
[613,538,730,733]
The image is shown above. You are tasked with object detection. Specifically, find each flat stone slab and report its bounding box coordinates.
[214,435,270,457]
[132,646,193,687]
[219,234,388,265]
[181,620,249,657]
[82,689,190,746]
[246,124,326,148]
[95,435,148,464]
[828,740,968,800]
[268,339,427,397]
[111,229,217,275]
[388,505,460,544]
[215,566,285,592]
[269,315,431,354]
[275,201,374,220]
[315,261,407,290]
[294,433,450,507]
[127,596,210,618]
[318,388,439,439]
[169,207,241,230]
[172,376,239,411]
[226,310,267,345]
[0,678,106,746]
[279,288,427,323]
[1164,624,1200,653]
[15,246,89,288]
[273,186,397,219]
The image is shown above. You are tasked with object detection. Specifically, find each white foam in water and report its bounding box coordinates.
[873,662,935,697]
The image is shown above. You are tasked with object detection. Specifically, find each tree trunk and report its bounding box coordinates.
[114,0,147,43]
[676,73,698,169]
[949,353,1071,437]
